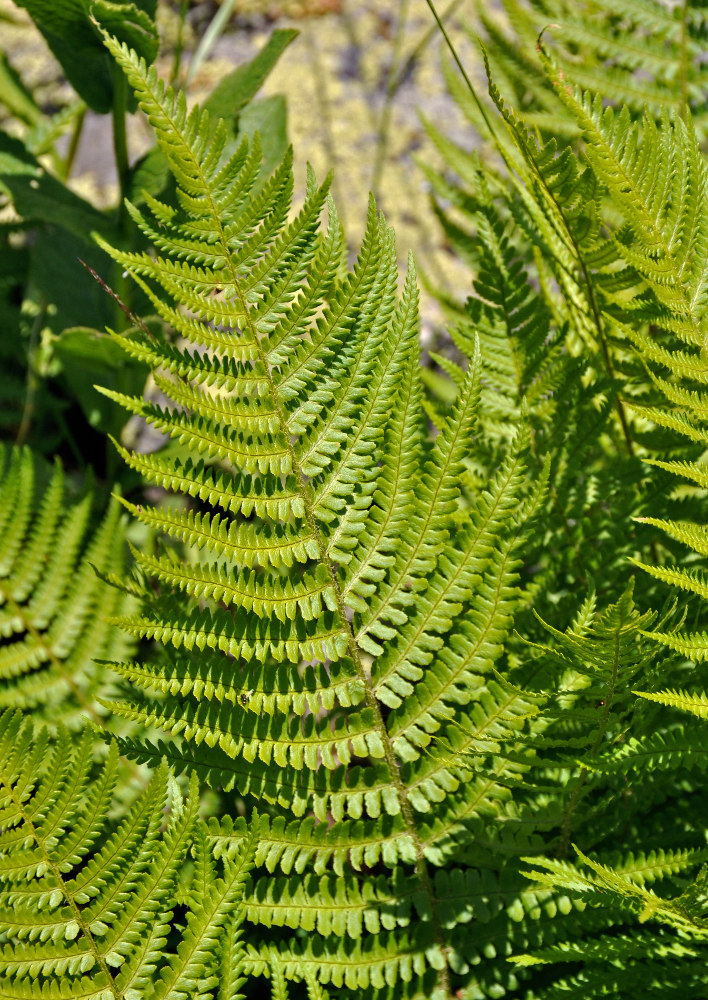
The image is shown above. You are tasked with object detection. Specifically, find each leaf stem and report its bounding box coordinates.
[170,0,190,86]
[679,0,689,119]
[60,104,86,180]
[15,296,47,448]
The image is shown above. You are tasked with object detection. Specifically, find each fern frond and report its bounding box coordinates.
[634,687,708,719]
[89,32,544,994]
[0,446,132,728]
[479,0,708,136]
[589,726,708,776]
[0,710,255,999]
[544,69,708,341]
[522,845,708,936]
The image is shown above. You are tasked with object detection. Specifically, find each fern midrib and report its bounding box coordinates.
[563,80,703,323]
[275,254,377,401]
[247,879,414,919]
[522,128,637,459]
[134,548,331,609]
[118,447,300,510]
[490,221,525,393]
[113,812,196,997]
[124,699,377,756]
[116,657,355,709]
[355,377,471,650]
[551,19,678,69]
[152,827,253,1000]
[341,341,421,604]
[391,532,521,744]
[115,617,347,660]
[124,501,313,559]
[413,674,545,848]
[307,303,397,501]
[0,584,100,724]
[143,404,290,465]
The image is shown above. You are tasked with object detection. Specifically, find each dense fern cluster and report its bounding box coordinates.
[3,1,708,997]
[0,708,257,999]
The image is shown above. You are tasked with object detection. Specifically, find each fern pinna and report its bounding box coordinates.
[0,708,257,1000]
[87,30,548,998]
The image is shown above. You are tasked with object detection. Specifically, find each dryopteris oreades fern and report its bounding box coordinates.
[475,0,708,138]
[416,23,708,991]
[535,53,708,691]
[90,29,547,997]
[0,708,259,1000]
[466,55,708,990]
[0,444,132,729]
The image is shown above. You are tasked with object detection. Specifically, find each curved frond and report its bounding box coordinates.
[90,31,541,995]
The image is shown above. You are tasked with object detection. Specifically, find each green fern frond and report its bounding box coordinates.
[85,30,548,993]
[424,18,708,996]
[478,0,708,136]
[521,844,708,936]
[589,725,708,776]
[535,55,708,678]
[0,445,132,728]
[634,687,708,719]
[543,67,708,339]
[0,709,257,999]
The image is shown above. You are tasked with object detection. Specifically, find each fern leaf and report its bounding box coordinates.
[0,446,132,728]
[0,711,253,998]
[634,687,708,719]
[89,31,538,994]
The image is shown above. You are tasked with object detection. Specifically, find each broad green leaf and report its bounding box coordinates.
[236,95,288,178]
[53,327,149,431]
[0,129,116,240]
[204,28,297,123]
[0,50,41,125]
[126,143,171,203]
[12,0,157,112]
